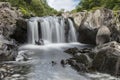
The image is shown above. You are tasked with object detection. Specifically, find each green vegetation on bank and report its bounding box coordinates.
[73,0,120,12]
[0,0,58,18]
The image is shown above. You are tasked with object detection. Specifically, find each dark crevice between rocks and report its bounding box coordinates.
[10,19,27,44]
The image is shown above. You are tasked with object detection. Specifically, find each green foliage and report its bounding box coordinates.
[0,0,58,18]
[76,0,120,12]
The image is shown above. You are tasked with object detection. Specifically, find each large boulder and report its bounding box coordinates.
[92,41,120,76]
[96,26,111,45]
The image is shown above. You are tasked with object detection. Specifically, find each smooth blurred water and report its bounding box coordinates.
[27,16,77,44]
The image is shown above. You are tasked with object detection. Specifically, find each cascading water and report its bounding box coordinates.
[27,16,77,44]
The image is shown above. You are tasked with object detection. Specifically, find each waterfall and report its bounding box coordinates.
[27,16,77,44]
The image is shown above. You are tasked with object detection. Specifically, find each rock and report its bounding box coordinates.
[0,39,17,61]
[66,59,88,72]
[75,54,92,67]
[61,59,67,67]
[11,74,21,78]
[35,39,44,45]
[92,41,120,76]
[16,50,29,62]
[64,47,80,56]
[64,47,94,72]
[78,25,98,44]
[51,61,57,66]
[96,26,111,45]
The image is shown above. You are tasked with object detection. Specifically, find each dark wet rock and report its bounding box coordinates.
[0,37,18,61]
[64,47,80,56]
[75,54,92,67]
[64,47,94,72]
[78,25,98,45]
[51,61,57,66]
[92,41,120,76]
[64,41,120,76]
[66,59,88,72]
[64,47,92,56]
[61,59,67,67]
[35,39,44,45]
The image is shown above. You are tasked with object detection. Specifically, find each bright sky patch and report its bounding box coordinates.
[47,0,80,11]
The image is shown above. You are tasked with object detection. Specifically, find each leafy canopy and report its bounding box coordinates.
[74,0,120,12]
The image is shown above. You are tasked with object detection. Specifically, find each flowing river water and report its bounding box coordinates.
[18,43,119,80]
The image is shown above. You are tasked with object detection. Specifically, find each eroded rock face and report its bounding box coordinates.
[63,9,120,44]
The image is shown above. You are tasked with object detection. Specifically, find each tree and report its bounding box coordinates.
[76,0,120,11]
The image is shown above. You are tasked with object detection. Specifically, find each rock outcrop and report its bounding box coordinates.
[64,41,120,76]
[63,9,120,45]
[0,2,26,61]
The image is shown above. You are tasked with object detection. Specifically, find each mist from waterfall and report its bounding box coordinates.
[27,16,77,44]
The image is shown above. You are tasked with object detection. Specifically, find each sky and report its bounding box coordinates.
[47,0,80,11]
